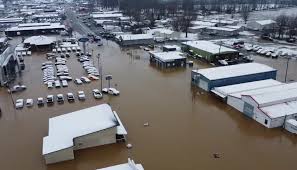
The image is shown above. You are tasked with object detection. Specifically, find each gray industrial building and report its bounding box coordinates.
[191,63,277,91]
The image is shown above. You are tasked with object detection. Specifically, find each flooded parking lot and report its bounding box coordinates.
[0,39,297,170]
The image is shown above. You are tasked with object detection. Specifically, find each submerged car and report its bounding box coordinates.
[57,94,64,103]
[37,97,44,106]
[46,95,54,104]
[26,99,34,107]
[15,99,24,109]
[102,88,120,96]
[92,89,103,99]
[78,91,86,100]
[67,93,75,102]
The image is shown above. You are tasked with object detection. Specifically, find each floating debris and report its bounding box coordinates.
[144,122,149,127]
[213,153,221,159]
[126,143,133,149]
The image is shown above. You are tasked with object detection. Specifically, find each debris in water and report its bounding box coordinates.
[213,153,221,159]
[126,143,133,149]
[144,122,149,127]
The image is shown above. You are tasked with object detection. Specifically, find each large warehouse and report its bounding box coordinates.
[182,40,239,62]
[191,63,277,91]
[42,104,127,164]
[117,34,154,46]
[5,22,65,36]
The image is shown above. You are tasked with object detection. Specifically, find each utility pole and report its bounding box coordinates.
[97,54,103,92]
[285,57,290,82]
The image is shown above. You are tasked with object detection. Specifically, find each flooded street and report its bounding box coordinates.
[0,39,297,170]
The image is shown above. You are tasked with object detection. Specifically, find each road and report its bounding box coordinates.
[65,8,96,36]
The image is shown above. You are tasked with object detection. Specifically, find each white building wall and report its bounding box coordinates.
[44,147,74,164]
[227,96,244,112]
[73,127,117,150]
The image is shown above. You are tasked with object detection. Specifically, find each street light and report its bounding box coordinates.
[284,57,290,83]
[97,54,103,92]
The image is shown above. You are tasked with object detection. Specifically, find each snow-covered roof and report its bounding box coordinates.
[24,36,56,45]
[193,63,276,81]
[212,79,282,98]
[246,87,297,107]
[191,21,217,27]
[96,159,144,170]
[150,51,185,62]
[42,104,127,155]
[6,23,65,32]
[91,13,123,19]
[230,82,297,99]
[94,19,113,24]
[261,101,297,118]
[205,26,237,32]
[286,119,297,126]
[0,17,23,23]
[147,28,175,35]
[163,45,181,51]
[182,41,237,55]
[120,34,153,41]
[255,20,276,25]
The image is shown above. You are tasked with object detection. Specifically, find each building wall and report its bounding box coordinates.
[208,71,277,90]
[227,96,245,112]
[285,120,297,134]
[44,147,74,164]
[121,39,154,46]
[73,127,117,151]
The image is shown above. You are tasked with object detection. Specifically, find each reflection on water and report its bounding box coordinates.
[0,40,296,170]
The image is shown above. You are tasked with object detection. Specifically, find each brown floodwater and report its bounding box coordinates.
[0,39,296,170]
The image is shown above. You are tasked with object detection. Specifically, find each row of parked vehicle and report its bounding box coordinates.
[52,46,81,53]
[15,89,102,109]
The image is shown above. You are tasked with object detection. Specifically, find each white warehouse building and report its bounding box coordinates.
[226,82,297,131]
[42,104,127,164]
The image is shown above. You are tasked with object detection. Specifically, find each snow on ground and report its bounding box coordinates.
[239,31,255,36]
[178,32,198,41]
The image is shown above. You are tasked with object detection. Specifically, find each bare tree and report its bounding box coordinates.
[276,14,289,38]
[241,5,250,24]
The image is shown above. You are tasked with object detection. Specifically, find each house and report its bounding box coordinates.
[42,104,127,164]
[191,63,277,91]
[203,27,239,36]
[5,23,65,37]
[149,51,186,68]
[191,21,217,27]
[211,79,283,100]
[246,20,276,31]
[182,41,239,62]
[96,158,144,170]
[117,34,154,46]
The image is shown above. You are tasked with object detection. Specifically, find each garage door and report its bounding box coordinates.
[199,79,208,91]
[243,102,254,118]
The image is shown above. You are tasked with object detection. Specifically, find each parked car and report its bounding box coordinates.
[47,82,53,88]
[46,95,54,104]
[15,99,24,109]
[26,99,34,107]
[81,76,91,83]
[55,80,61,88]
[37,97,44,106]
[9,85,26,93]
[62,80,68,87]
[102,88,120,96]
[57,94,64,103]
[67,93,75,102]
[78,91,86,100]
[88,74,99,80]
[74,78,83,85]
[92,89,103,99]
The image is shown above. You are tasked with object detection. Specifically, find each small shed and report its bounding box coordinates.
[191,63,277,91]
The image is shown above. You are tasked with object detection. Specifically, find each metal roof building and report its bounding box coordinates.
[191,63,277,91]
